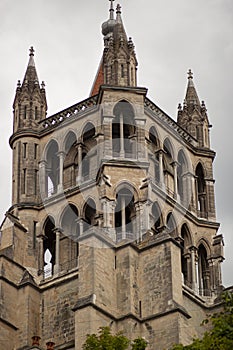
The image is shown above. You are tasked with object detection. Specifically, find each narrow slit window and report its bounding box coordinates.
[34,144,38,159]
[34,169,38,195]
[22,169,26,194]
[24,106,27,119]
[23,143,27,158]
[121,64,124,78]
[35,106,38,120]
[33,221,37,249]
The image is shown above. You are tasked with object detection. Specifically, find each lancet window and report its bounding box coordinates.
[151,202,162,233]
[115,187,136,240]
[112,101,136,158]
[60,204,79,270]
[195,163,207,218]
[149,127,160,183]
[197,244,210,296]
[43,216,56,278]
[45,141,59,196]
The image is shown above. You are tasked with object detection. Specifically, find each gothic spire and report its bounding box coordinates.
[177,70,210,148]
[185,69,201,108]
[90,2,138,95]
[13,47,47,132]
[22,46,39,89]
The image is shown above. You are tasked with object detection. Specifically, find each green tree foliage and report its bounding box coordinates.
[82,326,147,350]
[171,292,233,350]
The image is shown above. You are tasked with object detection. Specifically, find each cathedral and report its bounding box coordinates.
[0,2,226,349]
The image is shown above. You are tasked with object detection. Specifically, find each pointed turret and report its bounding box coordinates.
[185,69,201,107]
[90,1,138,95]
[10,47,48,206]
[177,70,211,148]
[22,46,39,88]
[13,47,47,133]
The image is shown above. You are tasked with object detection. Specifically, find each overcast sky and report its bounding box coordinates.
[0,0,232,286]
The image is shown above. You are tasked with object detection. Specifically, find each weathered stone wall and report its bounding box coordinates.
[40,277,78,348]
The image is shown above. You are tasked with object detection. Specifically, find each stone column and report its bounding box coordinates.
[158,150,165,188]
[182,172,192,209]
[76,218,84,236]
[37,234,45,276]
[39,160,47,198]
[190,173,197,212]
[76,144,83,183]
[53,228,62,275]
[172,161,179,200]
[101,199,108,228]
[121,195,126,239]
[190,246,197,292]
[144,200,151,233]
[120,113,125,158]
[109,200,116,240]
[57,152,65,192]
[105,200,112,228]
[135,202,143,242]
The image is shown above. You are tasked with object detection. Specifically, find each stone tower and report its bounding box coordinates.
[0,2,225,350]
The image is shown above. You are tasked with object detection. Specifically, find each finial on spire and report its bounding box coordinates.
[116,4,121,14]
[29,46,35,57]
[109,0,115,20]
[187,69,193,79]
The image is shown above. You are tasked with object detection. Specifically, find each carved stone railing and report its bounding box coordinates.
[144,97,197,146]
[39,95,98,130]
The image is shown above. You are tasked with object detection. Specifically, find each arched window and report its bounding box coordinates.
[43,216,55,277]
[196,163,207,218]
[181,224,191,288]
[63,132,77,189]
[149,127,159,183]
[197,244,210,296]
[83,122,95,146]
[81,123,96,181]
[83,199,97,232]
[149,127,158,152]
[46,141,59,196]
[166,212,177,237]
[112,101,135,158]
[151,202,162,233]
[163,139,174,196]
[115,187,136,240]
[178,150,188,204]
[61,204,79,270]
[82,152,90,180]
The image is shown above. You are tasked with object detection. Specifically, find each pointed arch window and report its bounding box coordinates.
[196,163,207,218]
[45,141,59,196]
[151,202,162,233]
[166,212,177,237]
[180,224,192,288]
[81,123,96,181]
[43,217,56,277]
[112,101,136,158]
[149,127,159,183]
[63,132,77,189]
[83,199,97,232]
[115,188,136,240]
[163,139,175,196]
[197,244,210,296]
[61,204,79,271]
[82,152,90,180]
[178,150,188,204]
